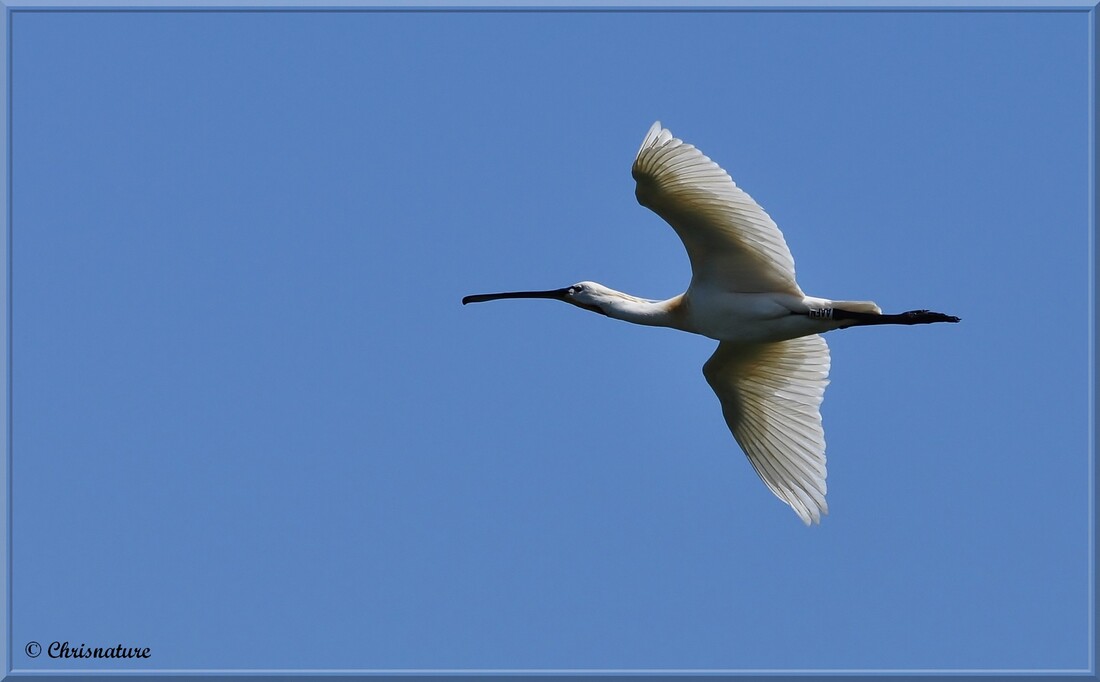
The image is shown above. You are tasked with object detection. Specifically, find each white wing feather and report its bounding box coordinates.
[632,121,802,296]
[702,335,831,524]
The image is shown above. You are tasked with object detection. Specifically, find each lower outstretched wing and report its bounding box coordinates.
[702,335,831,524]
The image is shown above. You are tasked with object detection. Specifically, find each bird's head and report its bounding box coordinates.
[462,281,611,316]
[560,281,613,315]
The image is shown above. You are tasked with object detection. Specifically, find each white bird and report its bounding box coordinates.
[463,122,959,525]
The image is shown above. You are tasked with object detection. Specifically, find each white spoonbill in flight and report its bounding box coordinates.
[463,122,959,525]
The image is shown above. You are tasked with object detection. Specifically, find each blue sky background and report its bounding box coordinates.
[5,8,1091,673]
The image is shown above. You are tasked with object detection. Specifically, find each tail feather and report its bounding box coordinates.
[832,300,881,315]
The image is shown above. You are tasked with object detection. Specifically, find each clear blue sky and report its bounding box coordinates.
[5,8,1092,674]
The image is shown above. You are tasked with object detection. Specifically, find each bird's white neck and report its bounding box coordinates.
[598,291,685,330]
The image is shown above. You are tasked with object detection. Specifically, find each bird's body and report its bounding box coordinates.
[681,289,839,343]
[464,122,959,524]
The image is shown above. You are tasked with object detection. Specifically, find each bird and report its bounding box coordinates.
[462,121,959,525]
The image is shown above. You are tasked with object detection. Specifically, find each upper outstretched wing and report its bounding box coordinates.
[632,121,802,296]
[702,335,831,524]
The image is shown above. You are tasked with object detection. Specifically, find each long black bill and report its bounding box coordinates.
[462,288,570,305]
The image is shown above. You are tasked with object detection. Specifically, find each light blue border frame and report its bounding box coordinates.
[2,3,10,680]
[0,3,1094,679]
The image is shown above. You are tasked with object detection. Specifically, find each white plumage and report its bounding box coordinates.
[464,122,959,524]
